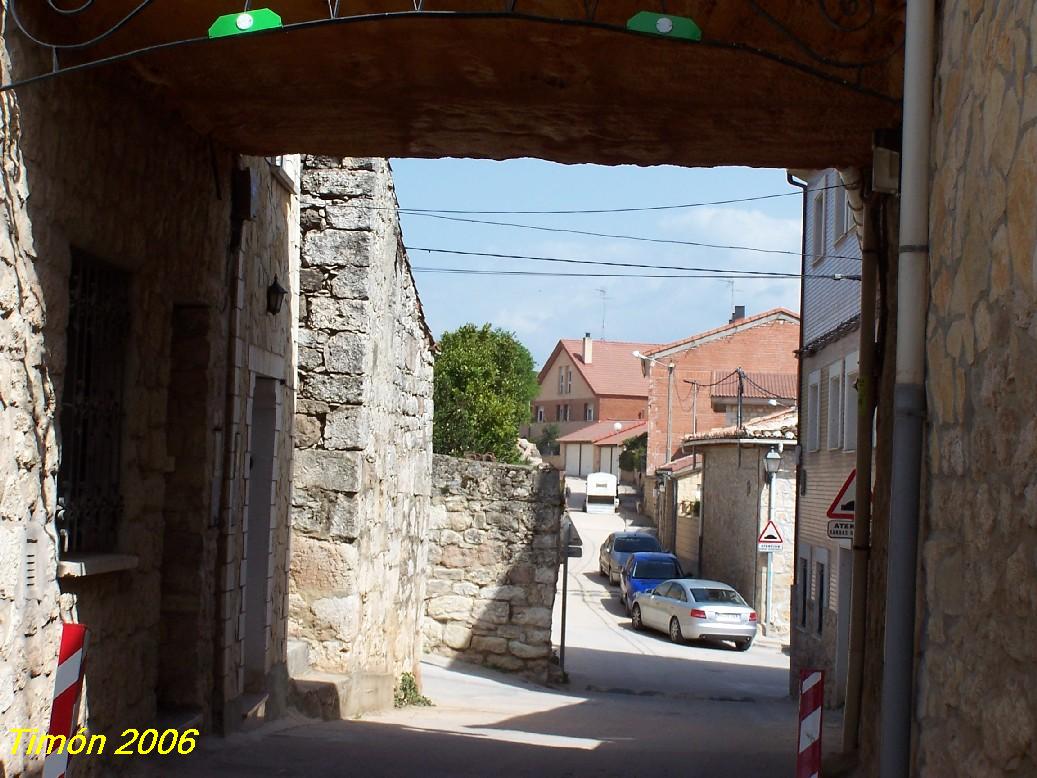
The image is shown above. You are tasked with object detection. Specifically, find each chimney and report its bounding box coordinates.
[583,332,593,364]
[730,305,746,323]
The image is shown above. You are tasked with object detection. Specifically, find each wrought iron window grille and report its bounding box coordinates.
[56,252,130,555]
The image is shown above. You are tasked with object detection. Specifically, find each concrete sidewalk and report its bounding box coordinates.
[137,658,798,778]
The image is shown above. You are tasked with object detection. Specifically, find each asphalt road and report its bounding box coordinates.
[139,504,803,778]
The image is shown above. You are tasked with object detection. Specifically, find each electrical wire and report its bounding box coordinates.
[7,0,159,51]
[396,186,817,214]
[403,213,864,261]
[309,180,850,215]
[0,10,902,104]
[404,246,861,280]
[411,267,803,279]
[682,369,742,389]
[741,371,796,399]
[745,0,905,70]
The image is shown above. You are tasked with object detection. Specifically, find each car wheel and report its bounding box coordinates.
[669,617,684,644]
[631,604,644,630]
[735,638,753,652]
[610,570,619,585]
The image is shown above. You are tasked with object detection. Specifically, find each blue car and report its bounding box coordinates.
[620,552,683,614]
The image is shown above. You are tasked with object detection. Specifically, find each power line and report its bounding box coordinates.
[395,182,851,215]
[402,212,863,261]
[411,267,849,280]
[682,369,742,389]
[742,372,796,400]
[404,246,861,280]
[7,0,159,50]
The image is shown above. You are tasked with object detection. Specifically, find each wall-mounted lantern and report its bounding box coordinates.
[266,276,288,315]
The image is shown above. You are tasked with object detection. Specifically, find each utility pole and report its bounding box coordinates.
[666,362,675,463]
[736,367,746,430]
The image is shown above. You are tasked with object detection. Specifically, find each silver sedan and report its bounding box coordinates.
[630,578,757,651]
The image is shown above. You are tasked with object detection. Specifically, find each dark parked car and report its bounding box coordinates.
[598,532,662,585]
[619,552,683,613]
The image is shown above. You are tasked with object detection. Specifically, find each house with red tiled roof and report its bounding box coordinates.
[524,334,660,467]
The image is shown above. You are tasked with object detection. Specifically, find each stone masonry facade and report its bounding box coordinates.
[699,445,796,634]
[0,23,299,777]
[910,2,1037,775]
[289,158,434,706]
[424,455,562,681]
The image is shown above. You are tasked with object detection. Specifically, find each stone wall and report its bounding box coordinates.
[700,445,796,633]
[911,2,1037,775]
[0,24,299,776]
[289,158,434,704]
[423,455,562,681]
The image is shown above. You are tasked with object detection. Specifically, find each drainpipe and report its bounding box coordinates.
[880,0,935,775]
[843,195,878,751]
[786,170,807,649]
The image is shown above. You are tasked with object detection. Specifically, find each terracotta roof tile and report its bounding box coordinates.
[710,371,798,400]
[683,408,799,443]
[592,420,648,446]
[539,339,661,397]
[557,420,645,444]
[645,307,800,357]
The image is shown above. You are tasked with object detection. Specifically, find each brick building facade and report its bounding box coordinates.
[642,309,801,476]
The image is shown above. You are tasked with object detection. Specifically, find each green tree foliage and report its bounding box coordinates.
[619,432,648,473]
[433,324,540,463]
[536,423,561,456]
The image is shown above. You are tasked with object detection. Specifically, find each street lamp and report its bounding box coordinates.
[763,446,781,628]
[632,351,676,465]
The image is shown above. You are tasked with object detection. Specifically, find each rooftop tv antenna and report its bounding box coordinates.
[595,287,609,338]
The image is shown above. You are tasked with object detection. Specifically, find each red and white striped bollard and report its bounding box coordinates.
[44,623,89,778]
[796,668,824,778]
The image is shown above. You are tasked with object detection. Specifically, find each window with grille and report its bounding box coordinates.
[811,190,826,263]
[816,561,827,635]
[807,370,821,451]
[57,253,130,554]
[798,555,810,629]
[827,363,843,449]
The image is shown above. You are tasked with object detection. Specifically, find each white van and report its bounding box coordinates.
[584,472,619,514]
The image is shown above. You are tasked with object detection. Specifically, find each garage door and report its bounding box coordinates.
[564,443,581,475]
[579,444,595,476]
[600,446,621,478]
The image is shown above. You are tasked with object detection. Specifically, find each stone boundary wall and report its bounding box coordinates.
[289,157,434,702]
[424,455,562,681]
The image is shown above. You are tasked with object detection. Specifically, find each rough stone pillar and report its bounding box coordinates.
[0,46,63,778]
[289,158,434,696]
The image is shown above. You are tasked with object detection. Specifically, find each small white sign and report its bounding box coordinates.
[827,520,854,540]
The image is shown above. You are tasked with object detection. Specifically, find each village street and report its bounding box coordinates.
[136,503,813,777]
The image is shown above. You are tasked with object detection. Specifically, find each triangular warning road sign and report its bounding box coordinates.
[827,470,857,520]
[757,520,784,544]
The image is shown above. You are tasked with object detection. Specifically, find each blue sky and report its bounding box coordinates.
[391,158,803,367]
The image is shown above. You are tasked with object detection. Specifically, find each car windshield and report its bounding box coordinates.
[613,536,660,553]
[691,588,747,606]
[632,561,680,579]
